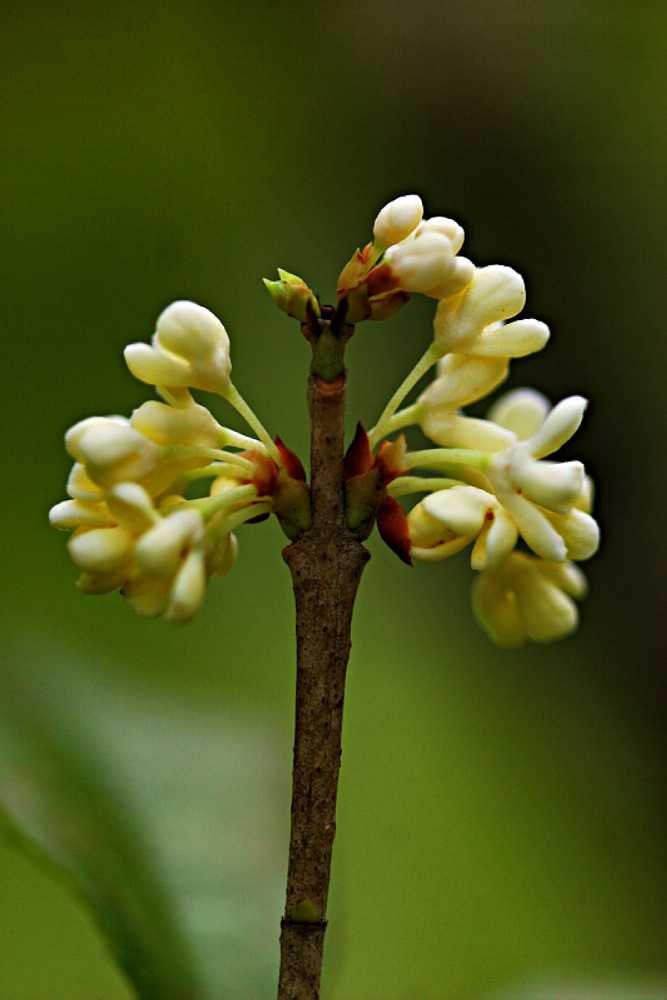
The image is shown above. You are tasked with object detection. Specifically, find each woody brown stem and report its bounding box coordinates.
[278,318,369,999]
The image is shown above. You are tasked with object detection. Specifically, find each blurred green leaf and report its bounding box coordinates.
[0,643,285,999]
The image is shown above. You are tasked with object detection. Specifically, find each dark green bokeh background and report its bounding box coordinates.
[1,2,664,997]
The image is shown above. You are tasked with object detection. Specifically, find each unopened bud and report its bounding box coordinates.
[65,417,160,488]
[373,194,423,250]
[125,300,232,395]
[263,269,320,322]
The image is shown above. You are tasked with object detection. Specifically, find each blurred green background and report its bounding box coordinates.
[0,1,664,998]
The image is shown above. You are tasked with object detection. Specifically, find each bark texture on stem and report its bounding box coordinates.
[278,319,369,1000]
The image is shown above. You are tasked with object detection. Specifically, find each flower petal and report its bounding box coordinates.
[529,395,588,458]
[467,318,550,358]
[49,499,114,531]
[167,547,208,622]
[67,526,134,573]
[423,485,491,536]
[543,508,601,561]
[135,509,204,576]
[487,388,550,439]
[373,194,423,249]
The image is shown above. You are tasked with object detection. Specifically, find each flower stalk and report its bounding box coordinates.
[278,312,369,1000]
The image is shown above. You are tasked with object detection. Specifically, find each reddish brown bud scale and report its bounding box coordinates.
[275,436,307,482]
[368,289,411,321]
[364,261,401,298]
[343,422,373,479]
[376,495,413,566]
[343,428,413,563]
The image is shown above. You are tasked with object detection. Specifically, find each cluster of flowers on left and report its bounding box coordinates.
[49,302,310,621]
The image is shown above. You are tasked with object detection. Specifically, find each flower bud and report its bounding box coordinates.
[166,547,207,622]
[125,300,232,395]
[372,195,423,250]
[131,398,223,448]
[433,265,549,357]
[49,499,114,530]
[424,255,475,300]
[416,216,465,254]
[263,268,321,323]
[67,526,133,573]
[486,389,551,440]
[134,508,204,577]
[383,231,454,293]
[66,417,160,488]
[105,483,159,536]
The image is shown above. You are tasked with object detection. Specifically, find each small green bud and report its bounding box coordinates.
[263,269,321,323]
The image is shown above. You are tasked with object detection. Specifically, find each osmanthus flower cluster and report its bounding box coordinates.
[49,301,309,622]
[51,194,599,644]
[332,194,599,646]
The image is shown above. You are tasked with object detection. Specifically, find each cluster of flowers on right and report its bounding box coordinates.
[354,195,600,646]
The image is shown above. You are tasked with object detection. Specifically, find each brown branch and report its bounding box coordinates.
[278,318,369,999]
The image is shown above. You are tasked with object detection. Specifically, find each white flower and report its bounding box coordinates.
[410,485,518,570]
[51,461,247,620]
[49,497,115,530]
[407,388,599,571]
[65,417,161,489]
[373,194,423,250]
[406,499,477,562]
[66,462,106,502]
[63,413,203,501]
[433,265,550,356]
[124,300,232,396]
[383,230,455,294]
[415,216,465,254]
[134,508,205,577]
[417,353,514,450]
[472,552,589,646]
[130,396,224,448]
[485,387,550,439]
[424,255,476,301]
[486,395,599,562]
[60,483,159,595]
[124,507,211,622]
